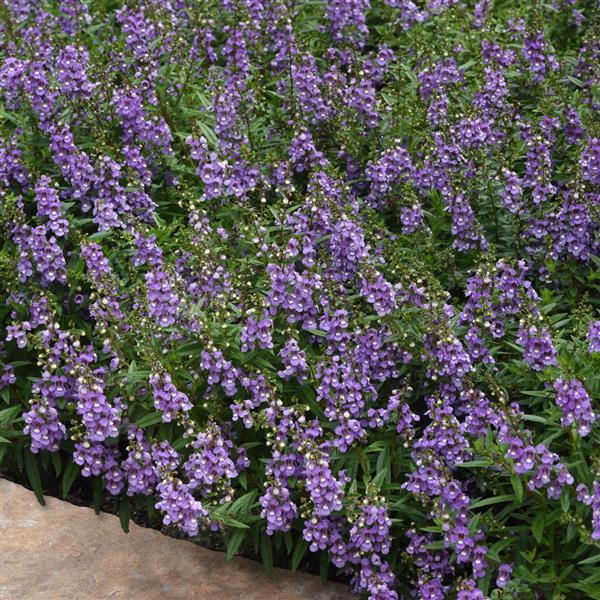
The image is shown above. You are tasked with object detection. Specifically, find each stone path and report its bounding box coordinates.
[0,479,351,600]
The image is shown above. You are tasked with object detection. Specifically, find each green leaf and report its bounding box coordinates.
[220,515,250,529]
[50,452,62,477]
[62,462,80,499]
[579,554,600,566]
[92,478,103,514]
[455,460,493,468]
[119,497,131,533]
[532,512,545,543]
[291,538,308,573]
[511,473,524,503]
[24,451,45,506]
[561,488,570,513]
[319,552,330,582]
[306,329,327,338]
[470,494,515,509]
[230,490,258,515]
[226,529,246,561]
[0,405,21,424]
[284,531,293,555]
[136,412,164,428]
[260,532,273,576]
[292,538,308,573]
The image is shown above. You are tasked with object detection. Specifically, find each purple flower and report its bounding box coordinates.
[150,371,192,423]
[554,378,596,436]
[516,325,557,371]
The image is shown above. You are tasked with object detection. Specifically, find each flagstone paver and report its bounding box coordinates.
[0,479,351,600]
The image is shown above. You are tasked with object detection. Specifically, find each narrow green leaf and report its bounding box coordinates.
[260,532,273,576]
[136,412,164,428]
[62,462,80,499]
[284,532,293,555]
[532,512,545,543]
[511,473,524,503]
[50,452,62,477]
[470,494,515,509]
[24,451,45,506]
[579,554,600,566]
[0,405,21,424]
[291,538,308,573]
[92,478,103,514]
[319,552,329,582]
[119,497,131,533]
[226,529,247,561]
[229,490,258,514]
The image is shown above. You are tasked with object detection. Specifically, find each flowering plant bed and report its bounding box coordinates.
[0,1,599,599]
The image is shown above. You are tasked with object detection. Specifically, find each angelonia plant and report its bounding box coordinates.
[0,1,599,598]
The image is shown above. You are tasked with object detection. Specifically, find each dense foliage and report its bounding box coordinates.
[1,1,599,598]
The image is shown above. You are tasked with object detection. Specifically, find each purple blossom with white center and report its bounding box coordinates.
[456,579,485,600]
[0,365,16,389]
[241,310,273,352]
[349,502,392,556]
[423,333,473,382]
[359,274,396,316]
[133,234,163,267]
[15,224,67,287]
[365,147,414,206]
[303,516,336,552]
[74,373,121,441]
[576,481,600,539]
[500,169,523,214]
[146,268,179,327]
[23,399,66,453]
[155,478,207,537]
[152,440,180,475]
[329,217,368,280]
[325,0,370,44]
[447,193,488,252]
[522,31,559,82]
[278,339,308,382]
[348,77,380,128]
[184,423,240,498]
[496,563,512,589]
[291,54,332,123]
[122,427,157,496]
[303,452,345,516]
[516,325,558,371]
[149,371,192,423]
[260,480,298,535]
[288,129,328,173]
[592,482,600,541]
[418,57,462,100]
[113,88,172,156]
[588,320,600,353]
[553,378,596,436]
[74,438,106,477]
[35,176,68,237]
[200,349,238,396]
[49,124,96,203]
[580,138,599,184]
[400,203,423,233]
[73,438,124,495]
[55,45,95,98]
[564,106,584,144]
[5,322,30,349]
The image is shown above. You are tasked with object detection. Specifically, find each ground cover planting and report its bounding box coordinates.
[0,1,599,598]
